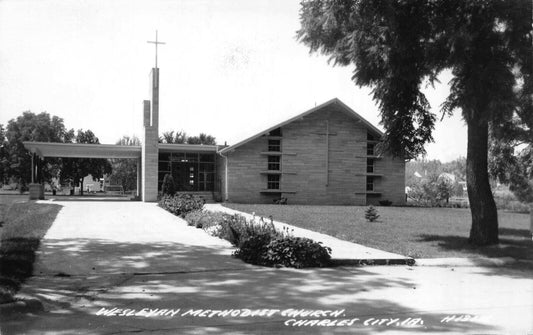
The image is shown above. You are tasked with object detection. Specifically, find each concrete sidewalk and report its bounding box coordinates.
[205,204,413,265]
[1,201,532,334]
[31,201,248,276]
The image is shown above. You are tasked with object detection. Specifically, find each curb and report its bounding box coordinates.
[331,258,415,266]
[414,257,517,267]
[0,298,44,316]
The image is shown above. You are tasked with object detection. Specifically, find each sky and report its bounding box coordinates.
[0,0,467,162]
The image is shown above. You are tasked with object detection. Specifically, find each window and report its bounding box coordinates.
[366,158,374,173]
[367,132,375,141]
[366,176,374,191]
[267,174,280,190]
[367,143,375,156]
[268,139,281,152]
[199,154,215,162]
[267,155,281,170]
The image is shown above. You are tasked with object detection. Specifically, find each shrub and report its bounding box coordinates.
[493,191,531,213]
[159,193,205,218]
[365,205,379,222]
[184,210,226,229]
[379,200,392,206]
[213,214,278,247]
[161,174,176,196]
[183,210,204,227]
[233,234,332,268]
[192,210,332,268]
[263,236,332,268]
[232,233,272,265]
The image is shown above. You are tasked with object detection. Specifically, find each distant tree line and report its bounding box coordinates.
[0,110,220,195]
[406,158,467,206]
[158,130,216,145]
[0,111,110,194]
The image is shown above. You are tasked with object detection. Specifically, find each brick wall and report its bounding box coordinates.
[224,103,406,205]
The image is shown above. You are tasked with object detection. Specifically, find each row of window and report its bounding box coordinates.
[267,132,281,190]
[158,152,215,163]
[367,134,376,191]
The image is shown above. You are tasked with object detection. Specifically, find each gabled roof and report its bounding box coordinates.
[219,98,383,154]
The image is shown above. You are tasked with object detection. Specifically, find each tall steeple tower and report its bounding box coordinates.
[141,31,165,202]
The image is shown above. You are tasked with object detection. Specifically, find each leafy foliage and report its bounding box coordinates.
[158,131,216,145]
[159,193,205,218]
[195,211,331,268]
[161,174,176,196]
[489,140,533,204]
[232,233,273,265]
[365,205,379,222]
[209,214,278,247]
[159,130,187,144]
[187,133,217,145]
[109,135,140,192]
[61,129,112,195]
[2,112,74,186]
[184,210,226,229]
[298,0,532,244]
[262,236,332,268]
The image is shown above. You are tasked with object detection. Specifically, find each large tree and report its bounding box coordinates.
[298,0,532,245]
[109,135,141,192]
[61,129,112,195]
[187,133,216,145]
[2,111,74,187]
[159,130,187,144]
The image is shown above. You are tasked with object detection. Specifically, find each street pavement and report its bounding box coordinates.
[1,200,532,334]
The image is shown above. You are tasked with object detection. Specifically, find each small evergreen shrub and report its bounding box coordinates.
[161,174,176,196]
[365,205,380,222]
[159,193,205,218]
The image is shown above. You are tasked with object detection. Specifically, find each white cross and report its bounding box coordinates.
[147,30,166,68]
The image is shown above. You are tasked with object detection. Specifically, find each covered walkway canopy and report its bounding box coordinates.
[23,141,142,159]
[23,141,143,200]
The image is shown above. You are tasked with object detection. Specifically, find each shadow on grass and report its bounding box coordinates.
[417,233,533,278]
[1,238,500,334]
[498,227,531,238]
[0,203,62,303]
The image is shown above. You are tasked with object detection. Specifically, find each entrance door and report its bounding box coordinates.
[173,162,197,191]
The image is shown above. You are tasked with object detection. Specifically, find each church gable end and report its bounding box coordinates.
[223,100,405,206]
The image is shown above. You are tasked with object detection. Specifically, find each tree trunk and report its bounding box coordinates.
[80,178,84,196]
[466,118,499,245]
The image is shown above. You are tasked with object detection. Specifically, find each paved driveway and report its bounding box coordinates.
[1,201,532,334]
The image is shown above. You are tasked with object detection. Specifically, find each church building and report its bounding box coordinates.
[24,65,405,206]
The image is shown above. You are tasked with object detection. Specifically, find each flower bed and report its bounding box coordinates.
[183,211,332,268]
[158,193,205,218]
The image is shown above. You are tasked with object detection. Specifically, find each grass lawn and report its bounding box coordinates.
[223,204,532,260]
[0,195,62,303]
